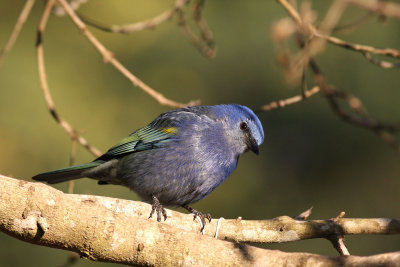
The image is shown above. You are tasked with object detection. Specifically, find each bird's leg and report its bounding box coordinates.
[149,195,167,222]
[182,205,212,231]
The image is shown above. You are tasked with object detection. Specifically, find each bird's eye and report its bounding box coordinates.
[240,122,248,131]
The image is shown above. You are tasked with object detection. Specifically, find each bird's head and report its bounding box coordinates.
[213,104,264,155]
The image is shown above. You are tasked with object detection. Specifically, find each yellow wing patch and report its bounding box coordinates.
[161,127,178,134]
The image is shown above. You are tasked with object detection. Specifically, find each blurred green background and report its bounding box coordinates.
[0,0,399,266]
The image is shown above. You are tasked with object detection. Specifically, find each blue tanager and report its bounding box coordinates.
[33,104,264,229]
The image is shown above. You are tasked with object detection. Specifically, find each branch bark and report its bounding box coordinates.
[1,174,399,266]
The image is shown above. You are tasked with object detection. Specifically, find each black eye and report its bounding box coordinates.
[240,122,248,131]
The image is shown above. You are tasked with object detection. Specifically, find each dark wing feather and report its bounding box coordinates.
[95,125,177,161]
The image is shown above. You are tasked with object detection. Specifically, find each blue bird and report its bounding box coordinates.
[33,104,264,228]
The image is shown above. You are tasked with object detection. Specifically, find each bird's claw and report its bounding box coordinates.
[149,195,167,222]
[183,205,212,232]
[193,211,211,223]
[193,211,211,232]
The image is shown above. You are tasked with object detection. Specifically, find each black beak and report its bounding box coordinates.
[246,136,259,155]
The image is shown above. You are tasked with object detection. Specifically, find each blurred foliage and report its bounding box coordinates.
[0,0,399,266]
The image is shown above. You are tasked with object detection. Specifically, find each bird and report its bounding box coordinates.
[33,104,264,229]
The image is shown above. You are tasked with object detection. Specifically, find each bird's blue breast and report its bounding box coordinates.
[116,111,237,206]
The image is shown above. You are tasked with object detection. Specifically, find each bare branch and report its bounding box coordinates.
[347,0,400,20]
[278,0,400,63]
[258,86,320,112]
[79,0,189,34]
[1,174,400,266]
[275,0,400,151]
[0,0,36,66]
[314,31,400,59]
[76,0,216,59]
[36,0,102,157]
[56,0,199,108]
[52,0,88,16]
[192,0,216,57]
[307,56,400,151]
[328,211,350,256]
[362,52,400,69]
[177,7,216,59]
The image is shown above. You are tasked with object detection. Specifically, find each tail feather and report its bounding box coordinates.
[32,162,101,184]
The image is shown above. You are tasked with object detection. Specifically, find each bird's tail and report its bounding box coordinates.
[32,161,101,184]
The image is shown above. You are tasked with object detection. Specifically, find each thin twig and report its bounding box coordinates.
[0,0,36,66]
[314,31,400,59]
[110,0,188,33]
[329,211,350,256]
[276,0,303,26]
[78,0,189,34]
[36,0,102,157]
[362,52,400,68]
[308,56,400,151]
[276,0,400,151]
[329,236,350,256]
[52,0,87,17]
[67,138,77,194]
[193,0,216,57]
[347,0,400,20]
[177,8,216,59]
[56,0,198,108]
[278,0,400,65]
[70,0,215,59]
[258,85,320,112]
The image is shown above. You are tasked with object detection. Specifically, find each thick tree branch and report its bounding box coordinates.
[1,174,399,266]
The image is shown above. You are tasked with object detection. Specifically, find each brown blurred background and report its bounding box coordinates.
[0,1,399,266]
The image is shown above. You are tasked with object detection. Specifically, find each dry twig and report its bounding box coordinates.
[79,0,189,33]
[36,0,102,157]
[191,0,216,58]
[56,0,198,108]
[175,1,216,59]
[76,0,216,59]
[277,0,400,66]
[347,0,400,20]
[0,0,36,66]
[259,86,320,112]
[315,31,400,59]
[274,0,400,151]
[308,56,400,151]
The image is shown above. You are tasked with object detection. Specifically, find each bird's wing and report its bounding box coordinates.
[95,125,178,161]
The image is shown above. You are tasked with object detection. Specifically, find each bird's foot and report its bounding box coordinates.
[149,195,167,222]
[183,205,211,232]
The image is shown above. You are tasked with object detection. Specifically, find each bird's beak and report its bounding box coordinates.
[246,136,259,155]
